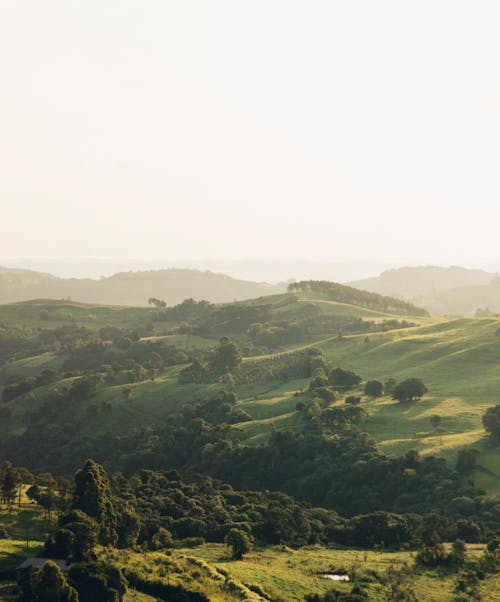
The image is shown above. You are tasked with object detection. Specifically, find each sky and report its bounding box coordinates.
[2,0,500,265]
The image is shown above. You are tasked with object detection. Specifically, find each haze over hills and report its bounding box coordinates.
[351,265,500,315]
[6,263,500,315]
[1,258,401,282]
[0,266,286,306]
[351,266,496,297]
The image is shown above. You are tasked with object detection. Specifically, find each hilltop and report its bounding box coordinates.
[0,266,285,306]
[351,265,500,315]
[351,266,495,298]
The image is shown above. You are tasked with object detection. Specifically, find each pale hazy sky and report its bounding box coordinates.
[2,1,500,263]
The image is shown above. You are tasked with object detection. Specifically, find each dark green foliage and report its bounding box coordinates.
[328,368,362,391]
[19,561,79,602]
[363,380,384,398]
[339,512,416,548]
[487,538,499,551]
[115,504,141,548]
[304,584,368,601]
[0,461,20,511]
[288,281,427,316]
[309,368,329,391]
[45,510,99,561]
[392,378,428,403]
[482,404,500,440]
[384,378,397,394]
[345,396,361,405]
[455,518,482,542]
[415,542,449,567]
[68,562,127,602]
[225,528,251,559]
[208,337,242,376]
[151,527,174,550]
[125,569,209,601]
[179,347,323,385]
[254,500,313,547]
[2,369,57,402]
[455,449,480,473]
[73,460,118,545]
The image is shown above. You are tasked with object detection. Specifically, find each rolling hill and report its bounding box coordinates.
[351,265,500,315]
[0,287,498,494]
[351,266,495,298]
[0,266,286,306]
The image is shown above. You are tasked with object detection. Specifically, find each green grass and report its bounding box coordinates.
[0,300,153,331]
[234,316,500,491]
[0,353,64,386]
[0,488,48,578]
[174,543,500,602]
[3,300,500,493]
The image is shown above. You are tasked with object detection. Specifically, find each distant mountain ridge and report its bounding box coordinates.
[0,266,286,306]
[351,266,496,297]
[351,266,500,315]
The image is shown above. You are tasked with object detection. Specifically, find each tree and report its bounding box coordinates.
[345,396,361,405]
[209,338,242,376]
[148,297,166,308]
[455,448,479,473]
[363,380,384,398]
[328,368,362,391]
[430,415,441,430]
[116,504,141,548]
[482,404,500,440]
[309,368,329,390]
[0,461,20,513]
[392,378,428,403]
[68,562,127,602]
[225,528,251,560]
[73,460,118,546]
[384,378,397,394]
[19,560,79,602]
[45,510,99,562]
[449,539,466,565]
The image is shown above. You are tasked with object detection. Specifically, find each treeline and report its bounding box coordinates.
[288,281,427,316]
[5,387,497,540]
[2,327,189,406]
[13,458,499,602]
[152,296,415,352]
[178,339,322,385]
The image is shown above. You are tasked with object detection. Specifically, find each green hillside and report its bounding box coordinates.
[1,288,500,602]
[2,291,499,492]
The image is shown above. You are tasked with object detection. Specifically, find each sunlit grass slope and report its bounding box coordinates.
[171,543,500,602]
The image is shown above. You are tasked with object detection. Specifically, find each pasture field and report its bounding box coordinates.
[1,296,499,492]
[106,542,500,602]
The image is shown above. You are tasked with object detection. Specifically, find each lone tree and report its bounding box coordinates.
[482,404,500,441]
[392,378,428,403]
[225,528,251,560]
[148,297,166,308]
[364,380,384,398]
[430,415,442,430]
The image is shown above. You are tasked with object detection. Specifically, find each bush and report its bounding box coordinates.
[363,380,384,398]
[392,378,428,403]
